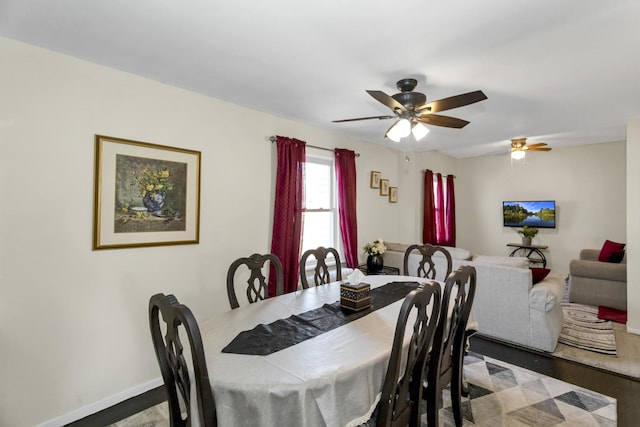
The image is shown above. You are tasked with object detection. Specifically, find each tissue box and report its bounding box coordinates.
[340,282,371,311]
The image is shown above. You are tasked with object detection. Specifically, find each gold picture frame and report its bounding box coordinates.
[389,187,398,203]
[370,171,381,188]
[93,135,201,250]
[380,179,390,196]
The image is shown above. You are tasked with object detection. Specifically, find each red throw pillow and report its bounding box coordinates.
[530,267,550,284]
[598,240,626,262]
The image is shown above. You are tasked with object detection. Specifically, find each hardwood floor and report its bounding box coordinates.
[67,335,640,426]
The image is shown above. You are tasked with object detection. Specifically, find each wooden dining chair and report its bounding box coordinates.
[403,244,453,281]
[226,253,284,309]
[149,293,217,427]
[299,246,343,289]
[422,265,477,427]
[373,282,441,427]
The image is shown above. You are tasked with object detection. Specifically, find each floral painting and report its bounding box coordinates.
[93,135,200,249]
[114,155,187,233]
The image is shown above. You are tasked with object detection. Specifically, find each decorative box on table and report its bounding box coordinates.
[340,282,371,311]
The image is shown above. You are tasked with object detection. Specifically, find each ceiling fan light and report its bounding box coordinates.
[511,149,526,160]
[385,118,411,142]
[411,122,430,140]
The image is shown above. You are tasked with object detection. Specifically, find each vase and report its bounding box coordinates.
[143,190,166,215]
[367,254,384,273]
[521,237,532,246]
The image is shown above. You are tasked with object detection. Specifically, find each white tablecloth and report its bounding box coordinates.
[192,275,445,427]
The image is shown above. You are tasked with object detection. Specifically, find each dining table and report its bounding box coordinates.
[191,274,475,427]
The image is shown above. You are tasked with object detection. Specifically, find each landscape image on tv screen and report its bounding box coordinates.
[503,200,556,228]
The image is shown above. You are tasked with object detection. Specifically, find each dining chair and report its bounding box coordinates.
[299,246,343,289]
[422,265,477,427]
[372,282,441,427]
[226,253,284,309]
[149,293,217,427]
[403,244,453,281]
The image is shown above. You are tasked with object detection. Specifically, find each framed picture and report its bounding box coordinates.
[370,171,381,188]
[389,187,398,203]
[380,179,390,196]
[93,135,201,250]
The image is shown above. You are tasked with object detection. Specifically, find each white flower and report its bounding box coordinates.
[363,239,387,255]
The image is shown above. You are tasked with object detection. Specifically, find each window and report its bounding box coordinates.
[301,155,341,263]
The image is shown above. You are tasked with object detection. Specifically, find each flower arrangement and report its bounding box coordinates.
[130,167,174,197]
[363,238,387,255]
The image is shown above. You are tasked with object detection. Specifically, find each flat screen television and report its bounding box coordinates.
[503,200,556,228]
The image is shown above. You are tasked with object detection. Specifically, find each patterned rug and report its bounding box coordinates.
[559,303,617,356]
[108,352,616,427]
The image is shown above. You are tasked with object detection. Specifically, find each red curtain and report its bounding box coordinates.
[444,174,456,246]
[270,136,306,296]
[422,170,436,244]
[423,170,456,246]
[435,173,445,244]
[334,149,359,268]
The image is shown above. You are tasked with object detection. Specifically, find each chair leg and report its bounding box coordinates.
[450,377,463,427]
[423,384,440,427]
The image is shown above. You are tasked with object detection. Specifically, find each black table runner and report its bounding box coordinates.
[222,281,421,355]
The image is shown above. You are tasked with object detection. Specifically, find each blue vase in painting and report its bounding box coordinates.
[143,190,166,215]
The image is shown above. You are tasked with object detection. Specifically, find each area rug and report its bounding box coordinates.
[108,352,617,427]
[558,303,617,355]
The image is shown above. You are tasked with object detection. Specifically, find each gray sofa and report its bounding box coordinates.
[383,242,566,352]
[568,249,627,311]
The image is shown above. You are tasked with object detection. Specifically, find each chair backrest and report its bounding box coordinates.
[149,293,217,427]
[426,265,477,394]
[226,253,284,309]
[403,244,453,281]
[377,283,441,427]
[299,246,343,289]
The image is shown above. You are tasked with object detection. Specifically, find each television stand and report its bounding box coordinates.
[507,243,548,268]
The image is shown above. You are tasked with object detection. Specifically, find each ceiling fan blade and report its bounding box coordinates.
[332,115,394,123]
[526,142,548,148]
[366,90,407,113]
[417,90,487,113]
[416,114,470,128]
[527,147,552,151]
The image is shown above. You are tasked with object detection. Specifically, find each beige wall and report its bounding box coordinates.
[627,118,640,333]
[453,142,626,274]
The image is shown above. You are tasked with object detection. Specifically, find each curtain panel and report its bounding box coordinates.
[334,149,359,268]
[422,170,436,244]
[270,136,306,296]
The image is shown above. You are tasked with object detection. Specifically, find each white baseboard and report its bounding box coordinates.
[36,377,163,427]
[626,326,640,335]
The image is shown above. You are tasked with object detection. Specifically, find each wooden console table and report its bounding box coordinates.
[507,243,548,268]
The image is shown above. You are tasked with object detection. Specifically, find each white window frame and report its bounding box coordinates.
[302,153,342,268]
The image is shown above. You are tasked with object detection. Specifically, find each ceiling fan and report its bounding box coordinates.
[332,78,487,142]
[510,138,552,160]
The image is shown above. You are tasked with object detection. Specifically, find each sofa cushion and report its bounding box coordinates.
[599,240,625,262]
[440,246,473,261]
[384,242,411,253]
[472,255,529,269]
[530,267,550,284]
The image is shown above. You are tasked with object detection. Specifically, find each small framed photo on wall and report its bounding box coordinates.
[380,179,389,196]
[370,171,381,188]
[389,187,398,203]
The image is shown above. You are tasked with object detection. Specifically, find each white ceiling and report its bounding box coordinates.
[1,0,639,157]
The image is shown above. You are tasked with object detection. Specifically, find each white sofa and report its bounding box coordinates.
[383,242,566,352]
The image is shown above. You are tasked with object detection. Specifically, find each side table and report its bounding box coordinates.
[357,264,400,276]
[507,243,548,268]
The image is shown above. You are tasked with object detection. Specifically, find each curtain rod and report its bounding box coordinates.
[269,136,360,157]
[423,170,456,178]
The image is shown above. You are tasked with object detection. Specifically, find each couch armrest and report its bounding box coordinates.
[529,274,565,312]
[579,249,601,261]
[569,259,627,282]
